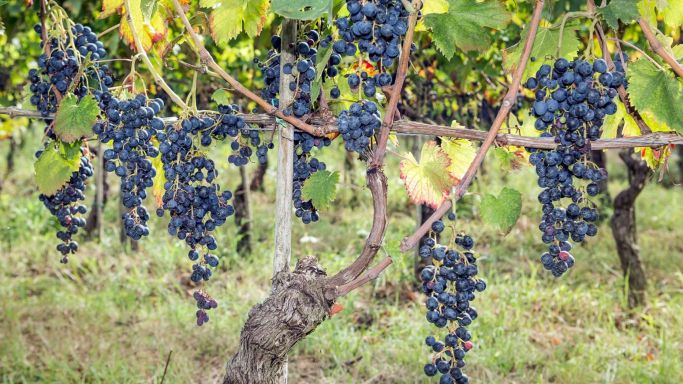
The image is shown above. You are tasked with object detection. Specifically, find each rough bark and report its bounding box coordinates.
[234,166,252,254]
[610,150,649,308]
[223,257,330,384]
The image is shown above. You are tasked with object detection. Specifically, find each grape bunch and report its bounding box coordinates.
[337,100,381,154]
[525,58,620,276]
[258,29,338,117]
[332,0,409,66]
[28,23,113,117]
[94,94,165,240]
[158,117,235,282]
[37,147,93,263]
[331,0,413,98]
[218,104,273,166]
[419,217,485,384]
[193,290,218,326]
[293,132,331,224]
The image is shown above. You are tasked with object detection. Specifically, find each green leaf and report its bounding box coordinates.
[34,141,82,196]
[627,59,683,133]
[599,0,639,29]
[54,94,100,143]
[602,99,641,138]
[311,42,334,104]
[271,0,331,20]
[504,24,581,78]
[480,187,522,233]
[424,0,511,59]
[399,141,456,208]
[658,0,683,29]
[211,89,233,106]
[200,0,269,44]
[302,170,339,210]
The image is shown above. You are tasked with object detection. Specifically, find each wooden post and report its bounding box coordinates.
[272,18,297,384]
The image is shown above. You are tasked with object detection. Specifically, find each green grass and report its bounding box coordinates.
[0,129,681,383]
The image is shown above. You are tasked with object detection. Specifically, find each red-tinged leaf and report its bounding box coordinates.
[330,303,344,316]
[200,0,269,44]
[399,141,456,208]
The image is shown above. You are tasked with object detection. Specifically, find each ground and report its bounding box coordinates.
[0,130,681,383]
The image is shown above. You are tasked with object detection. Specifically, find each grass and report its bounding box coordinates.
[0,129,681,383]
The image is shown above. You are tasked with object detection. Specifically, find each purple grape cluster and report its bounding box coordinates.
[29,23,112,117]
[419,218,485,384]
[193,290,218,326]
[37,148,93,263]
[525,58,619,276]
[94,94,164,240]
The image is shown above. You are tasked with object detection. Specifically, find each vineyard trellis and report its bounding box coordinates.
[0,0,681,382]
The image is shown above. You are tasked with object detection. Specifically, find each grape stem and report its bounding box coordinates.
[122,0,188,109]
[400,0,547,252]
[169,0,329,137]
[609,38,666,72]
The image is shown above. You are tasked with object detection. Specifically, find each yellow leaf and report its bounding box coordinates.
[637,145,673,169]
[399,141,455,208]
[422,0,449,16]
[440,138,477,181]
[119,0,168,52]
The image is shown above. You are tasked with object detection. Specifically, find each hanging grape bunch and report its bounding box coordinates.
[37,147,94,263]
[330,0,417,155]
[28,23,113,118]
[419,214,486,384]
[525,58,622,276]
[293,132,332,224]
[94,94,165,240]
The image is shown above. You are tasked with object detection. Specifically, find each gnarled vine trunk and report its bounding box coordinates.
[610,150,649,308]
[222,257,330,384]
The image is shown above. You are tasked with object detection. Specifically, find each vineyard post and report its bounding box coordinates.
[400,0,546,251]
[272,18,297,384]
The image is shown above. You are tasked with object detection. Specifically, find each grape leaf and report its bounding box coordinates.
[439,138,477,181]
[200,0,269,44]
[271,0,331,20]
[424,0,511,59]
[151,152,165,208]
[638,145,674,169]
[422,0,448,15]
[598,0,639,29]
[504,24,581,78]
[211,89,233,106]
[399,141,455,208]
[480,187,522,233]
[117,0,168,52]
[54,94,100,143]
[302,170,339,210]
[34,141,82,196]
[311,42,334,104]
[602,99,641,139]
[658,0,683,29]
[627,59,683,133]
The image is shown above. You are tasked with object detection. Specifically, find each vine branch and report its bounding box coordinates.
[122,0,188,109]
[638,18,683,78]
[1,106,680,148]
[324,0,420,290]
[400,0,546,252]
